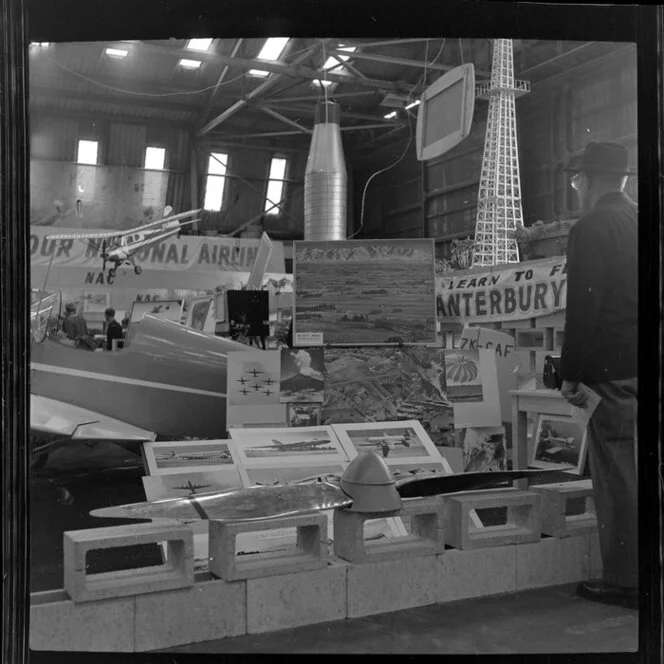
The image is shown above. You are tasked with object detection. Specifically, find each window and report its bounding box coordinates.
[144,146,166,170]
[264,157,288,213]
[249,37,290,77]
[77,139,99,165]
[203,153,229,211]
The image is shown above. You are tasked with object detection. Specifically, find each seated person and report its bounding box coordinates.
[104,307,124,351]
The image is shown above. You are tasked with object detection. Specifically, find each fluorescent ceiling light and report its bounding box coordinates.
[187,38,212,51]
[31,42,51,47]
[405,99,420,110]
[312,79,335,88]
[248,69,270,77]
[105,47,128,58]
[179,58,202,69]
[257,37,289,61]
[384,111,397,119]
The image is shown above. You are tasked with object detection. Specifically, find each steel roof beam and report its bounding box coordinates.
[196,40,331,137]
[212,122,406,140]
[256,103,401,125]
[259,107,312,134]
[201,37,244,123]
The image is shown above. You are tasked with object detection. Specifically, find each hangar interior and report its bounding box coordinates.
[28,36,639,655]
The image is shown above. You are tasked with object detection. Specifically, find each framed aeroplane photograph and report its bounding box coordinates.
[142,440,241,475]
[129,298,184,324]
[141,467,243,501]
[228,426,348,465]
[82,291,110,313]
[331,420,441,465]
[387,459,454,478]
[531,415,588,475]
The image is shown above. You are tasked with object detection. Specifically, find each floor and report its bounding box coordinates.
[30,442,638,655]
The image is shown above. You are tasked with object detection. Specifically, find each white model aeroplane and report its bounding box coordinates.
[46,208,201,280]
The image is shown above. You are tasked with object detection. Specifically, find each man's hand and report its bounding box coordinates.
[561,380,588,407]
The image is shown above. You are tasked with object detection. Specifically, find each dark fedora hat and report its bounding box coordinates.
[564,142,637,175]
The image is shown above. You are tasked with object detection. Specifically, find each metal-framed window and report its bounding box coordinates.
[203,152,229,211]
[264,156,288,214]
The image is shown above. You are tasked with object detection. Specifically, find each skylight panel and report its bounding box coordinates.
[187,38,212,51]
[322,45,357,71]
[249,37,290,77]
[105,47,128,58]
[179,58,202,69]
[257,37,289,61]
[312,79,335,88]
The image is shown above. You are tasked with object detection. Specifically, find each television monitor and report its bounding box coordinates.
[416,63,476,161]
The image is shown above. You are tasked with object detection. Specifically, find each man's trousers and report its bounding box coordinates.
[586,377,638,588]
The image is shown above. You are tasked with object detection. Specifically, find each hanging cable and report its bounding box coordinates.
[459,38,464,65]
[44,53,249,97]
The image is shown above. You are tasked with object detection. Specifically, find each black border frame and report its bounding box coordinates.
[2,2,662,663]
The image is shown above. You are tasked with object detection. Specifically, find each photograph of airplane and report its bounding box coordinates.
[248,369,263,377]
[144,440,237,474]
[142,468,243,502]
[172,480,212,495]
[264,377,276,386]
[240,388,251,397]
[333,420,441,463]
[229,426,347,463]
[237,377,249,385]
[45,208,201,281]
[531,417,587,475]
[263,389,274,397]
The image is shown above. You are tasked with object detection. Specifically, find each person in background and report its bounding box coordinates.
[104,307,124,351]
[559,142,638,610]
[62,302,95,350]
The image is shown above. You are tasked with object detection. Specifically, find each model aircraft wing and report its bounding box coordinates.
[45,229,124,241]
[136,209,202,232]
[31,394,156,443]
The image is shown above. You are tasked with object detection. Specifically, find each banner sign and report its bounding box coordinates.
[30,226,285,274]
[436,258,567,323]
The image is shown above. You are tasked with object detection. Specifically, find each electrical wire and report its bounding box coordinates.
[43,52,250,98]
[348,38,442,240]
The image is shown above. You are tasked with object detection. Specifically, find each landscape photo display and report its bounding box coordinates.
[294,239,436,345]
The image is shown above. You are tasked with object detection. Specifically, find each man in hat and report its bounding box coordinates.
[559,142,638,609]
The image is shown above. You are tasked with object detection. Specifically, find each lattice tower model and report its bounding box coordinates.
[472,39,530,267]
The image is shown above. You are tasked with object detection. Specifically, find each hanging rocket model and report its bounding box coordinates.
[304,100,347,241]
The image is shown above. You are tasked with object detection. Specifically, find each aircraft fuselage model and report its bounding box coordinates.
[46,209,201,281]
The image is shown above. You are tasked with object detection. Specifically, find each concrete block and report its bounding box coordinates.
[443,489,542,550]
[63,523,194,603]
[437,545,516,604]
[30,589,134,652]
[247,559,347,634]
[516,535,588,591]
[334,498,444,564]
[531,480,597,538]
[134,575,246,651]
[346,555,438,618]
[209,513,327,581]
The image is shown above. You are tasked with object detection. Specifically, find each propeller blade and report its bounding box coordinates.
[395,468,563,498]
[90,480,353,523]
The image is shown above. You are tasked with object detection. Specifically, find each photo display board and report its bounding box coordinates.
[293,239,436,346]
